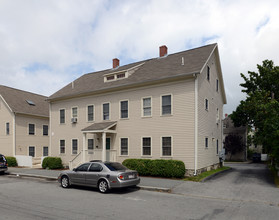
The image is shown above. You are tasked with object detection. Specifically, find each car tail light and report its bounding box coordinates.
[118,175,124,180]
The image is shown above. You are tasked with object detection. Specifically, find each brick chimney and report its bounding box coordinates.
[113,58,119,68]
[159,45,168,57]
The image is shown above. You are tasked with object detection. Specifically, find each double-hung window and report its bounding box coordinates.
[72,139,78,154]
[207,66,210,81]
[120,101,128,119]
[72,107,78,118]
[162,95,172,115]
[60,140,65,154]
[205,137,208,148]
[6,122,9,135]
[120,138,128,156]
[29,124,35,135]
[205,99,209,111]
[43,125,48,136]
[162,137,172,156]
[142,137,151,156]
[88,139,94,154]
[87,105,94,121]
[103,103,110,120]
[60,109,65,124]
[43,146,49,157]
[143,97,151,117]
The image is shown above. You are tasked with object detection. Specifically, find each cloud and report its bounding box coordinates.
[0,0,279,115]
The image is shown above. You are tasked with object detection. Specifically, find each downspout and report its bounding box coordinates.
[194,74,198,176]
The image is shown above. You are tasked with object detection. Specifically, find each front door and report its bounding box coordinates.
[106,138,110,161]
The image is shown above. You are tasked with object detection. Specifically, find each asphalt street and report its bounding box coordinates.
[1,163,279,220]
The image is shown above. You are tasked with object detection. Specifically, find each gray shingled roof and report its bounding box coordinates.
[0,85,49,117]
[48,44,217,101]
[82,121,117,132]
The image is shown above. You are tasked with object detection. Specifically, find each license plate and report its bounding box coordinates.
[128,175,134,179]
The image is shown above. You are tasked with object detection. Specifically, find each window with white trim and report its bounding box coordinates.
[162,95,172,115]
[207,66,210,81]
[205,99,209,111]
[72,139,78,154]
[88,139,94,154]
[29,124,35,135]
[205,137,208,148]
[43,125,48,136]
[162,137,172,156]
[120,100,128,119]
[60,140,65,154]
[120,138,128,155]
[103,103,110,120]
[6,122,9,135]
[60,109,65,124]
[142,137,151,156]
[88,105,94,121]
[43,146,49,157]
[143,97,151,117]
[72,107,78,118]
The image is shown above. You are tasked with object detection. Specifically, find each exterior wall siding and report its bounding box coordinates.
[0,98,14,156]
[15,114,49,157]
[197,50,224,170]
[50,79,196,169]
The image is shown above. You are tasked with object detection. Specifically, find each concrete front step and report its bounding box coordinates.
[32,164,42,169]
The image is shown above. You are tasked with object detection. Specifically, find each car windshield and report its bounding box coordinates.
[105,162,127,171]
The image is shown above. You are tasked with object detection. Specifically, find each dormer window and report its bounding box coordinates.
[117,73,126,79]
[104,62,145,83]
[106,75,115,81]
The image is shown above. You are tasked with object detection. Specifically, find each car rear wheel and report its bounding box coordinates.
[98,180,109,193]
[61,176,70,188]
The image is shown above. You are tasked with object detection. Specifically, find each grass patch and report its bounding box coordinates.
[184,166,230,182]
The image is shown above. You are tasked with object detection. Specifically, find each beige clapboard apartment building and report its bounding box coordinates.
[0,85,49,167]
[48,43,226,175]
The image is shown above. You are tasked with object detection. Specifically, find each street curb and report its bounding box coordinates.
[7,172,58,181]
[138,185,171,193]
[201,167,232,182]
[7,172,171,193]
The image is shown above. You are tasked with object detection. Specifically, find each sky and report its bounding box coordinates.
[1,0,279,115]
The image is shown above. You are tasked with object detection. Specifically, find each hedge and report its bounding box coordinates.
[6,156,18,167]
[122,159,186,178]
[42,157,63,169]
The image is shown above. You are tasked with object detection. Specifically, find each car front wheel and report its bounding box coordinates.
[61,176,70,188]
[98,180,109,193]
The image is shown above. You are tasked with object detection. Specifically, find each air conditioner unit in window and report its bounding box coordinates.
[71,118,77,123]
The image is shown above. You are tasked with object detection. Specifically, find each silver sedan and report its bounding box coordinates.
[58,161,140,193]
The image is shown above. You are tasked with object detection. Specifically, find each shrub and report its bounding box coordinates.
[42,157,63,169]
[123,159,186,178]
[6,156,18,167]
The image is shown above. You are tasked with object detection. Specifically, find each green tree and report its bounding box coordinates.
[231,60,279,165]
[223,134,245,161]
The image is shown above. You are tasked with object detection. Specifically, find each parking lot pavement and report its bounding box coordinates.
[7,167,184,192]
[172,163,279,206]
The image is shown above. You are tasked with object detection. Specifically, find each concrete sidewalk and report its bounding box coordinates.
[6,167,183,193]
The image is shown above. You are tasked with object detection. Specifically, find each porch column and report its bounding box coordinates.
[102,132,106,161]
[82,133,87,163]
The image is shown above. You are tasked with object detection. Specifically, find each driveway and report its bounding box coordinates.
[172,163,279,206]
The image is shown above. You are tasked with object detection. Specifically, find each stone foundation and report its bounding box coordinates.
[185,163,221,177]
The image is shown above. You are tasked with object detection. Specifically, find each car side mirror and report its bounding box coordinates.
[73,168,76,172]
